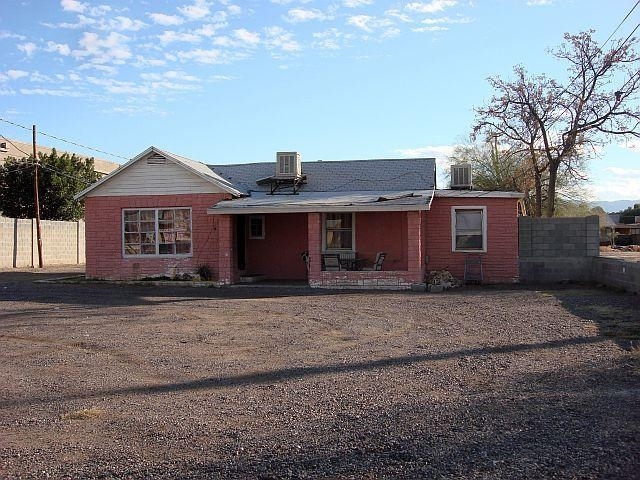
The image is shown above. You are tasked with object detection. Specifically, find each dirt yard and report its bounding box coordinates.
[1,267,639,479]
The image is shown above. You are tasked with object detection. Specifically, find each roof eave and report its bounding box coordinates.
[207,203,432,215]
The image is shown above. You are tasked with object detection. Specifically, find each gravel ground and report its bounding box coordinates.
[0,267,639,479]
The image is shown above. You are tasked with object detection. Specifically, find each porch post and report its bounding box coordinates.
[307,212,322,285]
[217,214,234,285]
[407,210,424,283]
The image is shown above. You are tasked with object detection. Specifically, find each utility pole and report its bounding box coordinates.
[32,125,43,268]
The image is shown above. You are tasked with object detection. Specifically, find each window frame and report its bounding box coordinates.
[122,207,193,258]
[322,212,355,252]
[451,206,487,253]
[248,215,265,240]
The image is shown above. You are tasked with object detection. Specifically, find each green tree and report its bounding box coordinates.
[617,203,640,223]
[473,31,640,217]
[0,149,99,221]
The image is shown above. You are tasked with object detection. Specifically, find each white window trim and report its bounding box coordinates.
[248,215,265,240]
[122,207,193,258]
[451,206,487,253]
[322,212,356,252]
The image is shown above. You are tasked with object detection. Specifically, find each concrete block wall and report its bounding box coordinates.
[591,257,640,294]
[519,216,600,283]
[1,216,85,268]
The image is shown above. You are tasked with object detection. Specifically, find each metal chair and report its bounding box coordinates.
[464,254,483,284]
[322,254,341,271]
[363,252,386,271]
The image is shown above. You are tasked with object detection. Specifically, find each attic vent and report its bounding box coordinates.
[147,153,166,165]
[451,164,473,189]
[276,151,301,179]
[0,142,7,152]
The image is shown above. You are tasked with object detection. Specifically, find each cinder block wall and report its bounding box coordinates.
[591,257,640,294]
[519,216,600,282]
[0,216,85,268]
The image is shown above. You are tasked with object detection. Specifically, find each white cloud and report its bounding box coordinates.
[46,41,71,56]
[5,70,29,80]
[227,4,242,15]
[526,0,552,5]
[347,15,393,33]
[18,42,37,57]
[77,63,117,75]
[606,167,640,177]
[396,145,456,158]
[312,28,352,50]
[73,32,132,65]
[233,28,261,46]
[60,0,86,13]
[405,0,458,14]
[412,25,448,32]
[178,0,211,20]
[264,26,301,53]
[108,16,146,32]
[149,13,184,26]
[344,0,373,7]
[0,32,26,40]
[285,8,328,23]
[141,70,199,82]
[420,16,472,25]
[177,48,224,64]
[196,22,227,37]
[159,31,201,44]
[87,76,149,95]
[20,87,85,97]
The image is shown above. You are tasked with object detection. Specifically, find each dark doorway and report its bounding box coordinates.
[236,215,246,271]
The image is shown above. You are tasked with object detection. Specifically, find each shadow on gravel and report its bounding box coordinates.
[0,335,605,409]
[551,288,640,351]
[88,358,640,479]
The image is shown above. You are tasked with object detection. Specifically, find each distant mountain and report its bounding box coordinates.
[591,199,640,213]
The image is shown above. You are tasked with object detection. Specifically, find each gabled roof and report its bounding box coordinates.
[210,157,436,193]
[74,146,243,200]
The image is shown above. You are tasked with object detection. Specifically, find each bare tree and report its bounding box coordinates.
[474,30,640,217]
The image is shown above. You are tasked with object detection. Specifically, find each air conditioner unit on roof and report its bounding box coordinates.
[451,164,473,189]
[276,151,301,179]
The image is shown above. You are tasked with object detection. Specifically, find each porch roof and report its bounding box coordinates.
[207,189,435,214]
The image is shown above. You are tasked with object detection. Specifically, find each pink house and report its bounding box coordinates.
[75,147,523,288]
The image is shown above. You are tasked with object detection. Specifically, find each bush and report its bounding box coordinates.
[196,264,213,281]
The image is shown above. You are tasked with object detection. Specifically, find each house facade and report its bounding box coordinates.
[76,147,523,288]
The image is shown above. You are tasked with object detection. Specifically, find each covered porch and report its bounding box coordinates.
[209,193,431,289]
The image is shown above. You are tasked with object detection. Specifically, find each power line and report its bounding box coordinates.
[601,0,640,49]
[0,134,33,158]
[0,117,130,161]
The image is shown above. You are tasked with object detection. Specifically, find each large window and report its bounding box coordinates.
[451,207,486,252]
[123,208,192,256]
[324,212,353,250]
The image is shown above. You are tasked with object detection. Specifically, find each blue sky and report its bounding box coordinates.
[1,0,639,201]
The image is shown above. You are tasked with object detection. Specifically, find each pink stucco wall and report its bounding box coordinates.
[424,197,520,283]
[244,213,308,280]
[355,211,408,270]
[85,194,520,285]
[84,193,229,280]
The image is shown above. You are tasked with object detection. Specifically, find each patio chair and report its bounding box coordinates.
[323,254,341,271]
[464,254,483,284]
[363,252,386,271]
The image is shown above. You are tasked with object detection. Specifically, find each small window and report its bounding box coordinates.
[249,215,265,239]
[452,207,486,252]
[324,212,353,250]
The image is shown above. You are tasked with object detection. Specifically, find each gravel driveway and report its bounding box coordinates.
[1,268,639,479]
